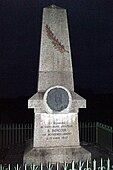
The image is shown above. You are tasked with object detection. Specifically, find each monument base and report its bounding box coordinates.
[23,146,91,165]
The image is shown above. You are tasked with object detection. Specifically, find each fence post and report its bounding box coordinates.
[93,122,96,143]
[30,123,33,139]
[0,124,2,146]
[90,122,92,142]
[80,122,85,142]
[25,124,27,142]
[27,124,30,140]
[15,124,18,144]
[84,122,87,142]
[21,123,24,144]
[6,124,9,145]
[18,124,21,144]
[110,126,112,152]
[96,122,98,144]
[3,124,6,146]
[81,122,85,142]
[12,124,15,145]
[87,122,90,142]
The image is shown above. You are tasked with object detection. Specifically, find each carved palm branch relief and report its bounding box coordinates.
[45,24,69,54]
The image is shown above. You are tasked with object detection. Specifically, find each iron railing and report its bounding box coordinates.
[0,122,112,151]
[0,123,33,146]
[96,122,113,151]
[0,158,112,170]
[79,122,96,143]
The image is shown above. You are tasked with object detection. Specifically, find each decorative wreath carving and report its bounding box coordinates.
[45,24,69,54]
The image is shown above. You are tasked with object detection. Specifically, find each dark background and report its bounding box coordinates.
[0,0,113,124]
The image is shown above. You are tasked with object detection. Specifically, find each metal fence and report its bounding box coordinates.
[0,158,112,170]
[0,124,33,146]
[0,122,112,151]
[79,122,113,151]
[96,122,113,151]
[79,122,96,143]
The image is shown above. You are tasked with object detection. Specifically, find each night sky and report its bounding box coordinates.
[1,0,113,98]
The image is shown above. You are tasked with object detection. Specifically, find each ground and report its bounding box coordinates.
[0,142,113,166]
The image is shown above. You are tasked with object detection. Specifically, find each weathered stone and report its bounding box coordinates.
[33,112,80,148]
[23,4,91,165]
[24,147,91,165]
[38,5,74,92]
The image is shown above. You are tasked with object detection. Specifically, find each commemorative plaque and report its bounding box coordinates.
[46,87,69,111]
[43,86,72,114]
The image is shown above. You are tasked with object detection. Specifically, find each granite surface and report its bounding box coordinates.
[38,5,74,91]
[28,91,86,108]
[24,5,89,164]
[33,112,80,148]
[23,146,91,165]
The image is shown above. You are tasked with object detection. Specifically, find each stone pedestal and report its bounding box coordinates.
[24,147,91,165]
[23,91,91,164]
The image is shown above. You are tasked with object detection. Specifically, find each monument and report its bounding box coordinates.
[23,5,91,164]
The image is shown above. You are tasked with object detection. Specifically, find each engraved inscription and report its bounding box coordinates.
[40,118,73,141]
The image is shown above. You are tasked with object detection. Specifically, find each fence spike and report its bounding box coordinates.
[93,159,96,170]
[72,161,75,170]
[78,161,84,170]
[107,158,110,170]
[86,160,91,170]
[40,163,43,170]
[48,163,53,170]
[63,162,68,170]
[0,164,4,170]
[8,164,11,170]
[30,164,38,170]
[14,164,21,170]
[56,162,59,170]
[98,158,106,170]
[24,164,27,170]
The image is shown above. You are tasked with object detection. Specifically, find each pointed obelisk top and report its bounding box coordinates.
[47,4,64,9]
[38,5,74,92]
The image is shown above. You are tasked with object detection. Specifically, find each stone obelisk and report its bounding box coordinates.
[23,5,91,165]
[38,5,74,92]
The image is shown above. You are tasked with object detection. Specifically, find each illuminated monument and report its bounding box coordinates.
[23,5,91,164]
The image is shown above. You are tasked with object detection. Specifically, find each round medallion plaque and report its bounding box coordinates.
[43,86,72,114]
